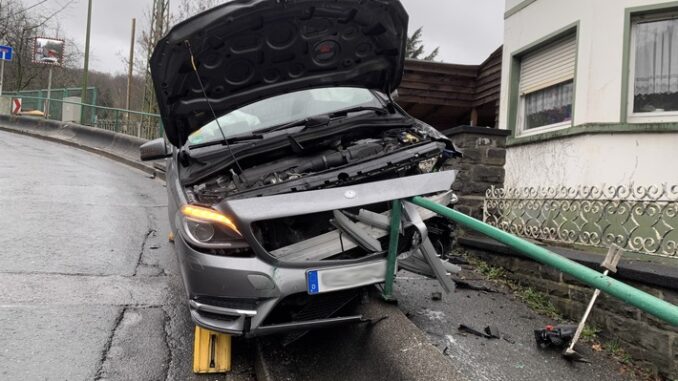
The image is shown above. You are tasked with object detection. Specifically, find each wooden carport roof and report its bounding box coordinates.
[397,46,502,130]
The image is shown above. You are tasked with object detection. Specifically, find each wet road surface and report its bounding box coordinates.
[0,131,254,380]
[395,267,639,381]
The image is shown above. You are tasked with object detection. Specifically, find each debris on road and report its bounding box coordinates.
[458,324,491,338]
[457,323,516,345]
[484,325,501,339]
[452,279,500,293]
[534,324,576,348]
[431,292,442,301]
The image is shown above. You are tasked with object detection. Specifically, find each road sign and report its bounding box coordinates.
[0,45,13,61]
[12,98,21,114]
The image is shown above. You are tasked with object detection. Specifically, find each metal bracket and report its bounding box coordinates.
[601,245,624,273]
[402,201,456,294]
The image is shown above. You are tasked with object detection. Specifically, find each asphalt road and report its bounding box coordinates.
[0,131,254,381]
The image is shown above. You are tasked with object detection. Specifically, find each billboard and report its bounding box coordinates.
[32,37,64,66]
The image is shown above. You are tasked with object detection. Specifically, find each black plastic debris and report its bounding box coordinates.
[534,324,577,348]
[458,324,490,338]
[484,325,501,339]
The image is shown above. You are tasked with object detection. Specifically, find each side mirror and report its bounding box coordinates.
[140,138,171,161]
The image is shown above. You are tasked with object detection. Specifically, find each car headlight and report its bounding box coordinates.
[185,219,215,242]
[180,205,246,249]
[417,157,439,173]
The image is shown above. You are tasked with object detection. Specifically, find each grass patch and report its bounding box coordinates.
[605,339,635,365]
[580,324,599,342]
[474,260,506,280]
[514,287,560,319]
[463,252,562,320]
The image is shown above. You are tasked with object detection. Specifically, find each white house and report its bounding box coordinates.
[499,0,678,188]
[485,0,678,259]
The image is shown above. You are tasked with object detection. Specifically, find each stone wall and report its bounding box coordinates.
[440,126,510,219]
[465,246,678,379]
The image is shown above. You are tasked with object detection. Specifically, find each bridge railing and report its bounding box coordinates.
[0,94,163,141]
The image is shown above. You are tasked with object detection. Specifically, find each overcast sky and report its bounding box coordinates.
[49,0,504,75]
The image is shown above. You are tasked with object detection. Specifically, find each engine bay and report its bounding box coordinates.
[187,124,450,204]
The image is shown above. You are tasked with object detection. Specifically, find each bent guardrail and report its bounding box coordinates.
[409,196,678,326]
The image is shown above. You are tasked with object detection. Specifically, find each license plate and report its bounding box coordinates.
[307,260,387,295]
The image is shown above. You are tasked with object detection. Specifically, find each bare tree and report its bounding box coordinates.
[0,0,75,91]
[172,0,226,24]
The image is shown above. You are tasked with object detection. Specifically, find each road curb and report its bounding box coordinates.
[0,117,164,180]
[254,293,470,381]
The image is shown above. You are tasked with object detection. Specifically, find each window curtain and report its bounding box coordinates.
[525,81,573,129]
[634,19,678,97]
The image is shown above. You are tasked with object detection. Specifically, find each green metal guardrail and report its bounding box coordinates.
[5,87,98,124]
[0,94,163,140]
[408,196,678,326]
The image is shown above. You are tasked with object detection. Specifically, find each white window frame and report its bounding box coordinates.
[515,34,576,137]
[516,84,573,137]
[627,12,678,123]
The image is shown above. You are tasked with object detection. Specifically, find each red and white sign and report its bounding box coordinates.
[12,98,21,114]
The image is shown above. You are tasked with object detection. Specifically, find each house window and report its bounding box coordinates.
[518,34,576,132]
[524,80,573,130]
[631,15,678,114]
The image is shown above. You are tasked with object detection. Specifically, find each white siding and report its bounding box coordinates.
[500,0,678,188]
[504,133,678,187]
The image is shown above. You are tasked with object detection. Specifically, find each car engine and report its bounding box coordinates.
[188,126,448,205]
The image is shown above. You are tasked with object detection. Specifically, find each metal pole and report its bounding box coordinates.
[126,18,136,134]
[0,55,5,97]
[409,196,678,326]
[566,270,608,353]
[126,18,136,113]
[45,66,53,118]
[80,0,93,124]
[382,199,401,301]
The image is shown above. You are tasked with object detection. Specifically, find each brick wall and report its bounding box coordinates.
[441,126,509,219]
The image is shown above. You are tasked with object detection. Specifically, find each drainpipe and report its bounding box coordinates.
[409,196,678,326]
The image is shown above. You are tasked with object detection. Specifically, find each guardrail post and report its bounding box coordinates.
[137,115,142,138]
[382,199,401,301]
[114,109,120,132]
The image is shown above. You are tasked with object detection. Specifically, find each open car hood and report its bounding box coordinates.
[150,0,409,147]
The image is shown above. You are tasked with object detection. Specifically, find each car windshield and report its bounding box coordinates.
[187,87,382,145]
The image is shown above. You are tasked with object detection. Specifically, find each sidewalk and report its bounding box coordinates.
[394,265,641,381]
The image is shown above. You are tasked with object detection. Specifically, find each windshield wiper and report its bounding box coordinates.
[191,106,390,150]
[261,118,314,134]
[328,106,388,117]
[188,133,264,150]
[263,106,388,134]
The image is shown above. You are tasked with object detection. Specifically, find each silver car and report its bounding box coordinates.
[141,0,459,338]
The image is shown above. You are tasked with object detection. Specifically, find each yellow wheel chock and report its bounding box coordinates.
[193,326,231,374]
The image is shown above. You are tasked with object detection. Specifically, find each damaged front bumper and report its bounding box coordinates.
[176,171,457,336]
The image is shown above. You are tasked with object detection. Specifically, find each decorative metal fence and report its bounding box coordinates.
[483,185,678,258]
